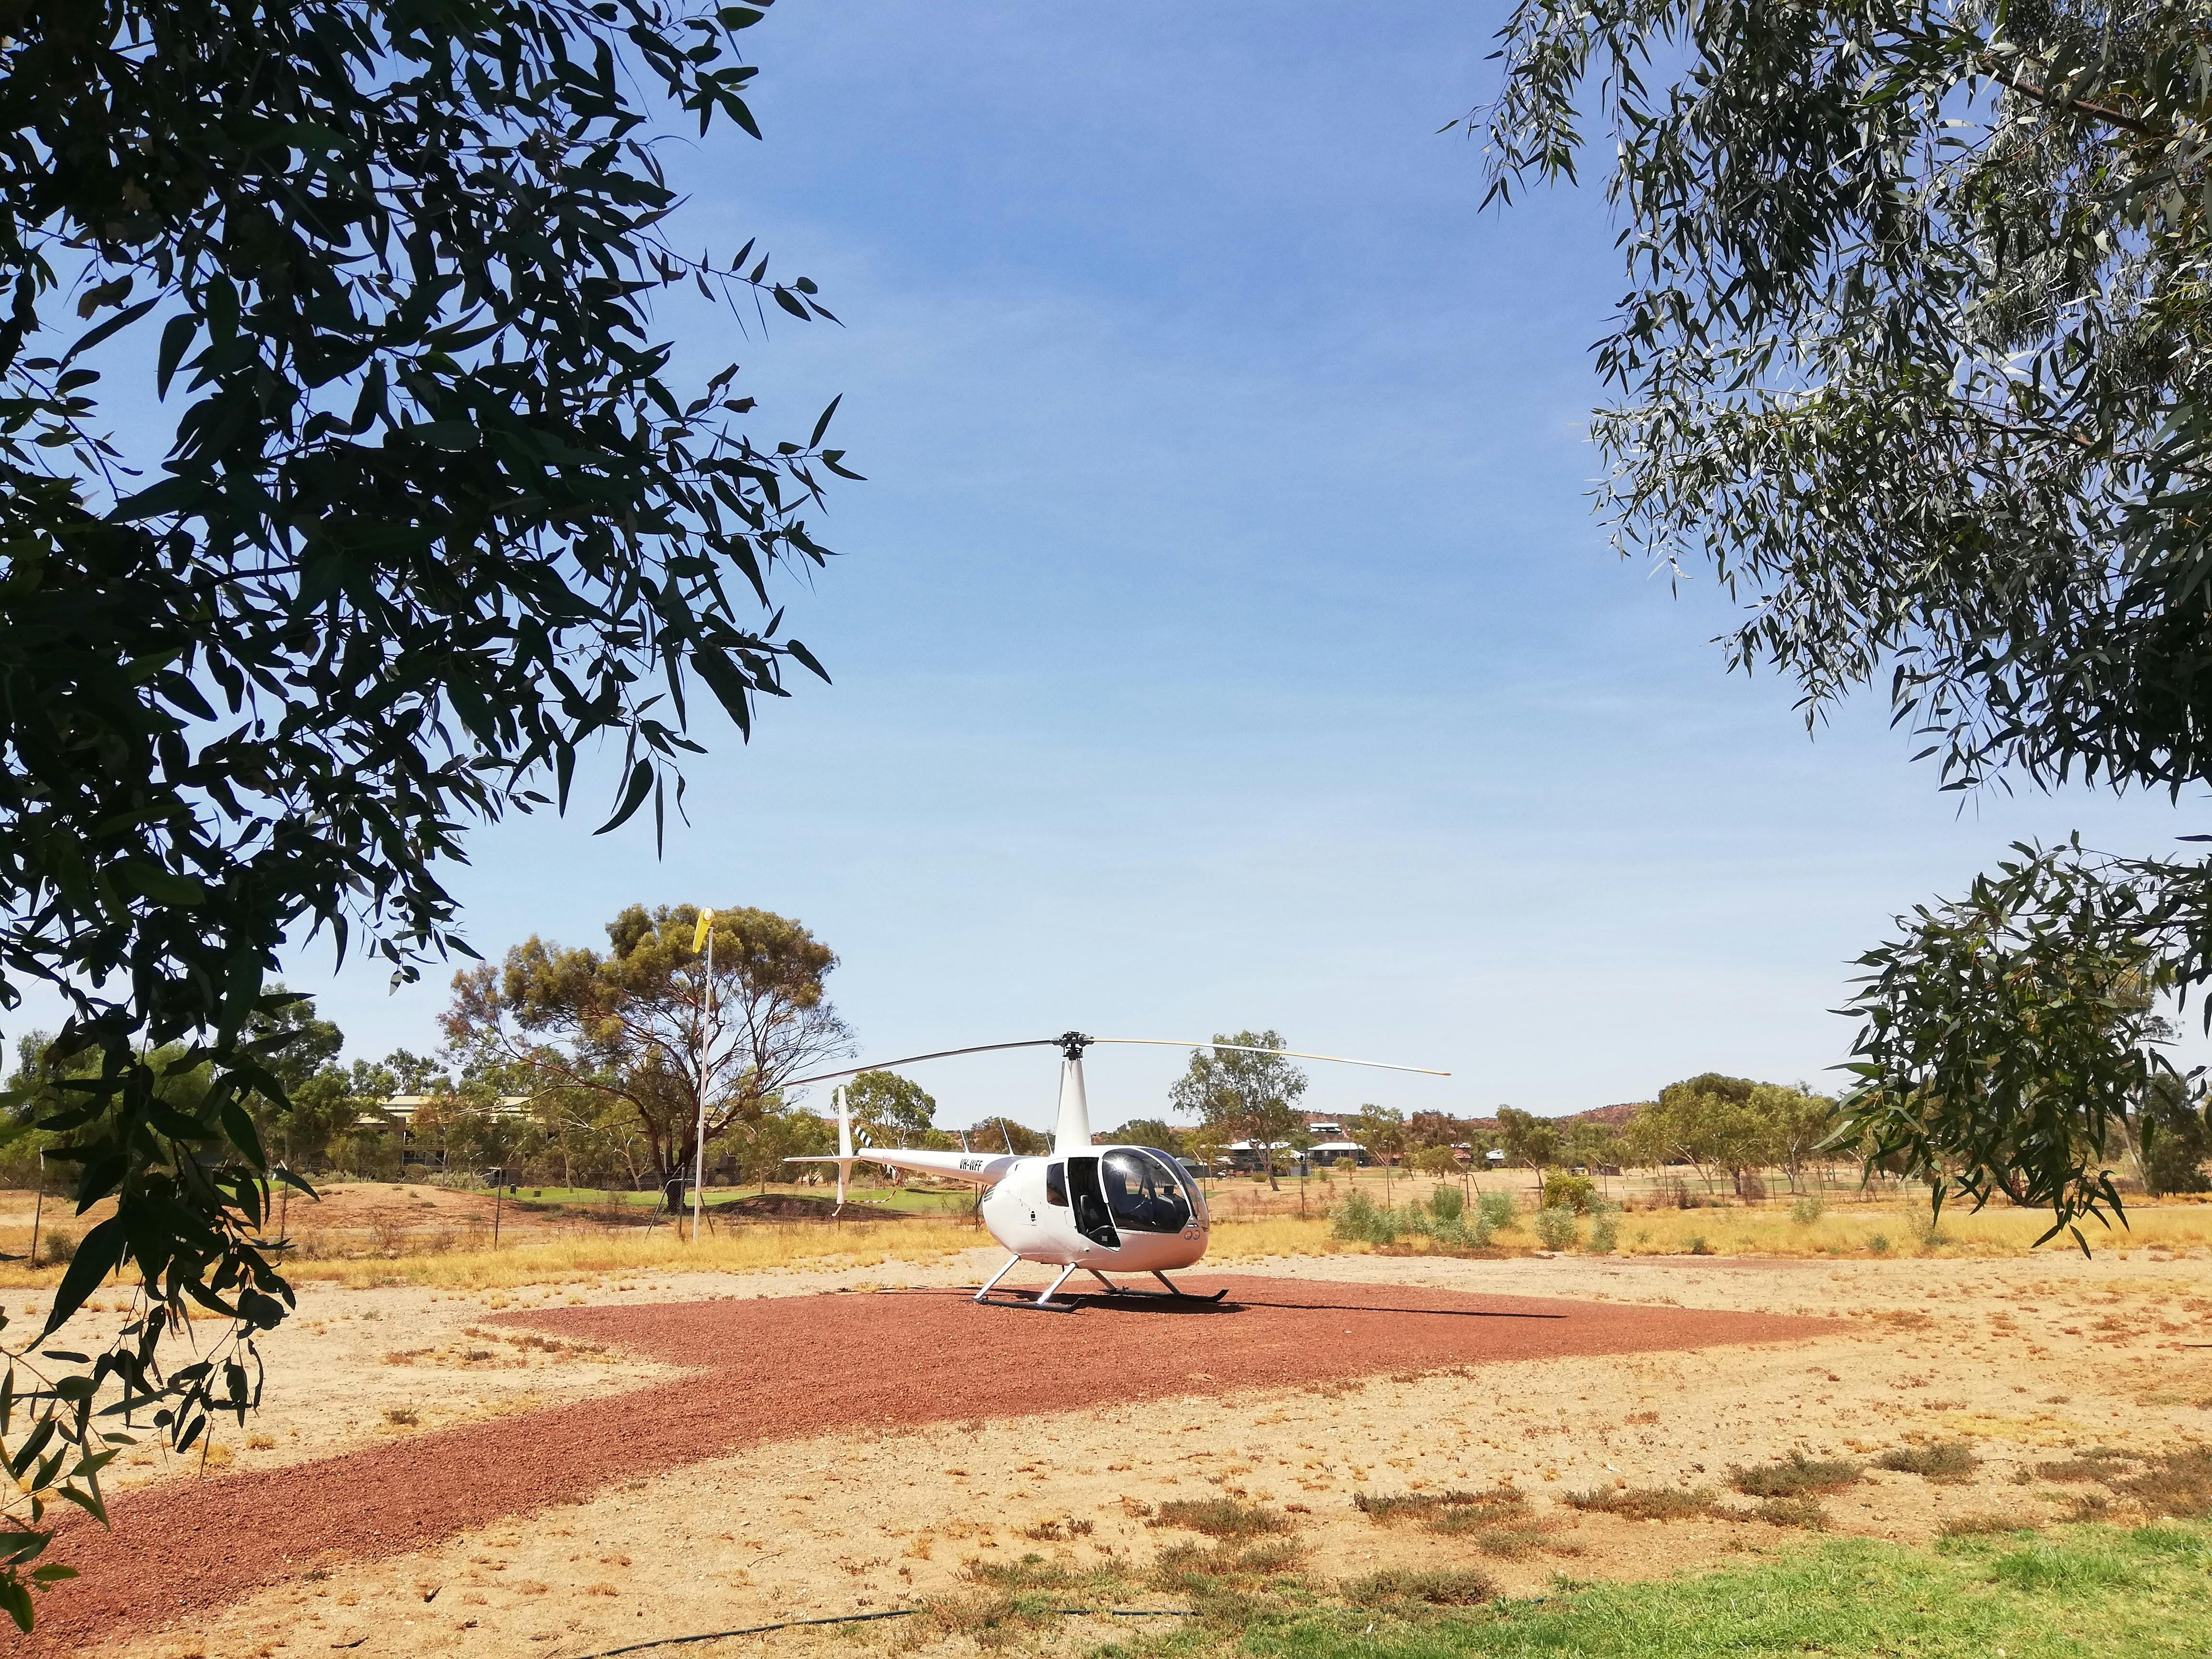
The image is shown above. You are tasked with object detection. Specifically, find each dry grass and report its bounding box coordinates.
[1148,1499,1297,1539]
[1563,1485,1720,1520]
[1353,1488,1527,1526]
[0,1218,991,1292]
[1731,1452,1862,1499]
[1745,1496,1829,1530]
[0,1186,2206,1297]
[1340,1565,1498,1611]
[1875,1442,1981,1482]
[1211,1198,2212,1263]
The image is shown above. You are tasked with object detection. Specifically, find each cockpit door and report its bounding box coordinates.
[1062,1155,1119,1249]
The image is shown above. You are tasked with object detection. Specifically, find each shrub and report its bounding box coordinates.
[1147,1499,1294,1539]
[1587,1205,1620,1253]
[1731,1452,1862,1499]
[1340,1566,1497,1610]
[1540,1173,1597,1214]
[1428,1186,1465,1225]
[1686,1234,1713,1255]
[1737,1173,1768,1202]
[1563,1485,1717,1520]
[40,1228,76,1265]
[1332,1191,1399,1246]
[1148,1535,1302,1597]
[2108,1446,2212,1519]
[1476,1190,1518,1232]
[1355,1489,1525,1527]
[1868,1233,1891,1254]
[1789,1191,1827,1224]
[1749,1496,1827,1529]
[1534,1206,1580,1249]
[1875,1443,1980,1482]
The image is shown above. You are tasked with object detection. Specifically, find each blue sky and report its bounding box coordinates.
[48,1,2212,1130]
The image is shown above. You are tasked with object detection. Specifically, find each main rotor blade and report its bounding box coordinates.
[1090,1038,1449,1077]
[783,1038,1061,1089]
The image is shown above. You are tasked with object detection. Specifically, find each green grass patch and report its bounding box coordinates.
[1222,1524,2212,1659]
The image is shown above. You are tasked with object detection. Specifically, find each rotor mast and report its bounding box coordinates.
[1050,1031,1093,1155]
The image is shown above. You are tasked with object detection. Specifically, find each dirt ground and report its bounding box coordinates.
[33,1246,2212,1659]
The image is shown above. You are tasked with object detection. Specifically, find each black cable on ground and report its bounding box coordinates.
[563,1605,1196,1659]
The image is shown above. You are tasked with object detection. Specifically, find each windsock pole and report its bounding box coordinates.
[834,1086,855,1209]
[691,909,716,1244]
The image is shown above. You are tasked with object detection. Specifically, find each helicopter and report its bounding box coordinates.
[785,1032,1447,1310]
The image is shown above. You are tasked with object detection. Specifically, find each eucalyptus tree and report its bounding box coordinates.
[1476,0,2212,1243]
[0,1,847,1624]
[1168,1031,1309,1190]
[444,904,852,1207]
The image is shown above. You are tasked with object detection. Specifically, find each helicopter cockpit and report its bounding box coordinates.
[1100,1147,1203,1234]
[1041,1146,1204,1249]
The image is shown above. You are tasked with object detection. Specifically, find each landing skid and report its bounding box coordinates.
[1086,1268,1227,1303]
[973,1257,1083,1311]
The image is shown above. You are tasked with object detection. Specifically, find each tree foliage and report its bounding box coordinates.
[1475,0,2212,1240]
[444,902,850,1196]
[845,1069,936,1143]
[1167,1030,1307,1189]
[0,0,847,1626]
[1622,1074,1839,1196]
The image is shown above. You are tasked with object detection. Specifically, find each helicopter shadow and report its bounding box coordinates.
[980,1292,1569,1320]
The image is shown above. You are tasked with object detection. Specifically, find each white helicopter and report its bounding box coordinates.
[785,1032,1447,1310]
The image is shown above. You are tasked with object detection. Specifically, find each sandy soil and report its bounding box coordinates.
[30,1248,2212,1659]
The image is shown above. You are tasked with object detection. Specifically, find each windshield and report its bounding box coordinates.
[1099,1148,1195,1234]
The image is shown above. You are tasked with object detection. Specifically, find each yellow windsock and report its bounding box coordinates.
[692,908,715,953]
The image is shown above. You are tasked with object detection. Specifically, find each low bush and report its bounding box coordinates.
[1355,1488,1526,1526]
[40,1228,76,1265]
[1731,1452,1862,1499]
[1875,1442,1980,1482]
[1534,1205,1580,1249]
[1587,1205,1620,1253]
[1340,1566,1497,1611]
[1147,1535,1303,1597]
[1563,1485,1718,1520]
[1790,1192,1827,1224]
[1428,1185,1466,1225]
[1332,1191,1398,1246]
[1748,1496,1828,1529]
[1476,1190,1518,1232]
[1147,1498,1294,1539]
[1541,1173,1597,1214]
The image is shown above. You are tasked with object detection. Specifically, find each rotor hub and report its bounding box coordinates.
[1056,1030,1092,1060]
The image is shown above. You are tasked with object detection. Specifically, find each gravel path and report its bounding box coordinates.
[25,1273,1831,1653]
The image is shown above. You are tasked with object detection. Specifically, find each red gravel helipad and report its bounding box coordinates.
[25,1274,1835,1652]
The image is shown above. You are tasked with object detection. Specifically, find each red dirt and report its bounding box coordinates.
[24,1274,1836,1653]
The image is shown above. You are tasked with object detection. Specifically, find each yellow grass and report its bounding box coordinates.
[1603,1199,2212,1258]
[0,1219,992,1293]
[0,1196,2204,1298]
